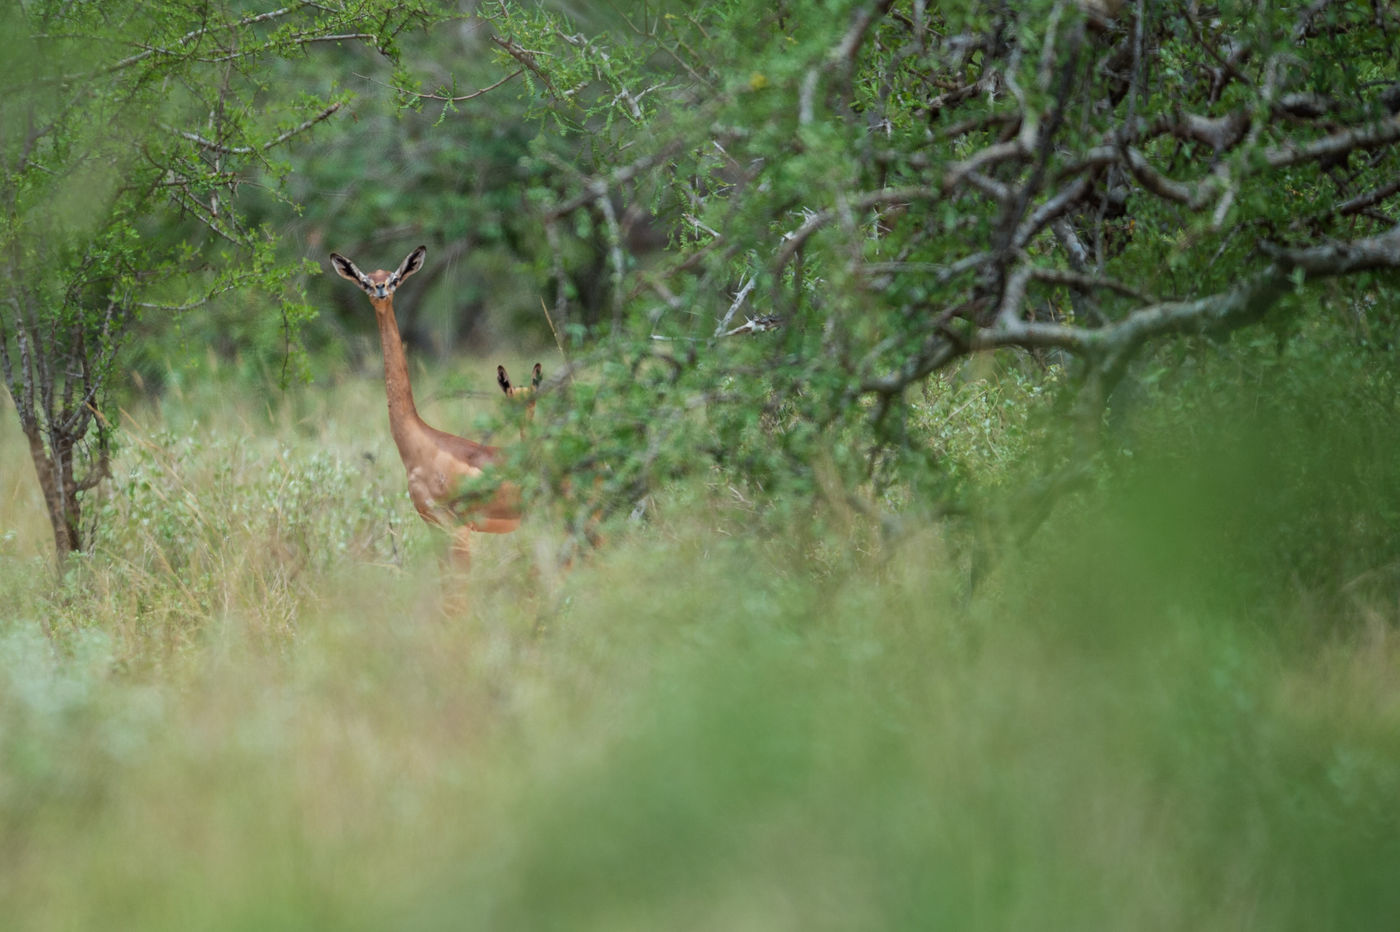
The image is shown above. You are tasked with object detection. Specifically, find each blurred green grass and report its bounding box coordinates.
[3,358,1399,931]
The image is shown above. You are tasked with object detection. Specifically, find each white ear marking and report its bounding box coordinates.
[396,245,427,283]
[329,252,367,286]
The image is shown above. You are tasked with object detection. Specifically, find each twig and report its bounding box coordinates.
[170,102,342,155]
[490,34,563,101]
[1339,177,1400,215]
[540,297,568,367]
[361,68,523,103]
[720,315,782,337]
[714,274,757,336]
[546,138,691,219]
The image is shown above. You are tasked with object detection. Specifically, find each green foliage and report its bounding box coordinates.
[1116,312,1400,613]
[0,0,451,560]
[439,0,1400,540]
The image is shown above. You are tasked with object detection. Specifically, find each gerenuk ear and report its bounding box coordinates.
[329,253,364,284]
[396,245,427,283]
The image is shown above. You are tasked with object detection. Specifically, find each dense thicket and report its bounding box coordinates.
[5,0,1400,568]
[455,0,1400,544]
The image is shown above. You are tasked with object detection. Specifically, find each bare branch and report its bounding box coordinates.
[596,191,627,330]
[1031,266,1153,303]
[543,215,570,328]
[1176,109,1251,152]
[170,102,342,155]
[1262,223,1400,274]
[720,315,783,338]
[0,298,13,391]
[1339,177,1400,216]
[365,68,523,104]
[1014,174,1094,249]
[833,0,896,63]
[800,0,896,124]
[861,220,1400,401]
[1265,114,1400,170]
[556,31,650,120]
[996,264,1036,326]
[194,33,380,64]
[490,34,564,102]
[943,140,1027,193]
[1124,147,1210,207]
[962,171,1013,203]
[859,252,994,283]
[859,333,963,395]
[1052,218,1091,270]
[773,186,940,274]
[48,4,307,82]
[984,223,1400,362]
[714,274,758,337]
[60,300,131,436]
[545,137,692,219]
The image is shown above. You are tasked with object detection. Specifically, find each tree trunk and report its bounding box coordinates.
[23,424,82,564]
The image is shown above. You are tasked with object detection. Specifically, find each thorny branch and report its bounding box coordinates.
[533,2,1400,393]
[170,102,343,156]
[401,69,523,104]
[842,3,1400,401]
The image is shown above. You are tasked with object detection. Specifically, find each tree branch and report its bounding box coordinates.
[1338,177,1400,216]
[1264,113,1400,170]
[714,274,758,337]
[1262,223,1400,274]
[402,69,523,103]
[170,101,342,155]
[860,222,1400,398]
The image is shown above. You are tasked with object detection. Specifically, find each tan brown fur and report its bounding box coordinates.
[329,246,537,562]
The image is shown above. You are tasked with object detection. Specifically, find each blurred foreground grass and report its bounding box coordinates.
[2,360,1399,931]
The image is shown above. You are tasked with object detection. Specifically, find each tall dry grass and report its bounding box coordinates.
[2,359,1398,930]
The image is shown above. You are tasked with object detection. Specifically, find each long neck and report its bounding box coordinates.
[372,296,426,456]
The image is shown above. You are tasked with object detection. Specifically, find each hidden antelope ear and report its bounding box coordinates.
[329,253,364,284]
[396,245,427,282]
[497,364,512,395]
[530,362,543,390]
